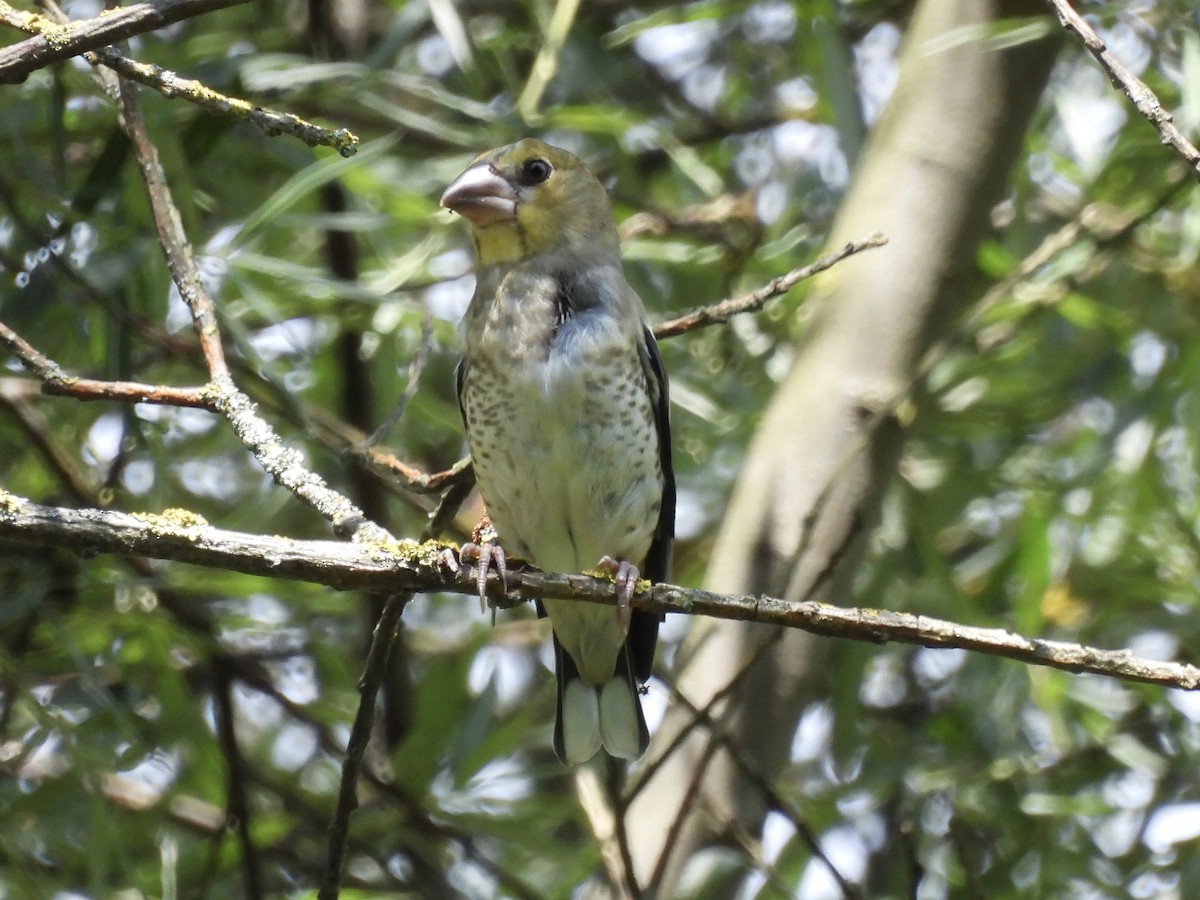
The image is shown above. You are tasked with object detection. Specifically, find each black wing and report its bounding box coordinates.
[639,324,675,583]
[454,357,468,429]
[627,324,675,684]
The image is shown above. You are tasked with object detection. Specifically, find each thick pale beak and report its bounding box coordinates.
[440,165,517,227]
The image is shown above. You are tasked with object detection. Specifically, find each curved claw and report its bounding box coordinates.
[460,540,508,614]
[435,546,461,575]
[597,555,638,631]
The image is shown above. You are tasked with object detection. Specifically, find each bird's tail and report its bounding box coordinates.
[552,636,649,765]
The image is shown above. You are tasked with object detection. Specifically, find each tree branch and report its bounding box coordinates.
[2,488,1197,692]
[0,0,253,84]
[0,319,212,406]
[652,232,888,339]
[0,1,357,154]
[1048,0,1200,181]
[113,74,230,380]
[319,591,411,900]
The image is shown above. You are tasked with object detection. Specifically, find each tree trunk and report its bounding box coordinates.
[625,0,1060,893]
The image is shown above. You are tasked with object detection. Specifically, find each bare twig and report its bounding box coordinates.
[106,68,393,541]
[212,665,265,900]
[206,376,391,540]
[95,47,356,155]
[319,591,412,900]
[420,463,475,540]
[0,319,212,407]
[1048,0,1200,181]
[647,730,722,893]
[0,380,99,500]
[0,2,356,154]
[0,318,392,539]
[628,631,783,801]
[366,315,434,447]
[666,676,860,899]
[637,635,781,892]
[113,77,230,380]
[652,233,889,339]
[2,489,1198,692]
[0,0,253,83]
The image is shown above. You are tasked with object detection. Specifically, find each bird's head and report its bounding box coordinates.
[440,139,618,266]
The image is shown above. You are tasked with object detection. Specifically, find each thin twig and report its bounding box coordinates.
[0,2,356,154]
[0,316,389,538]
[212,665,265,900]
[0,319,212,407]
[420,462,475,540]
[652,233,888,339]
[112,76,229,380]
[319,591,412,900]
[647,730,722,893]
[628,630,783,801]
[0,0,254,83]
[637,634,782,893]
[105,65,393,541]
[366,314,434,447]
[1047,0,1200,181]
[207,375,392,540]
[667,676,860,900]
[0,381,99,500]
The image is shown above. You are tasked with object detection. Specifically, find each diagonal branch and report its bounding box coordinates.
[104,62,391,541]
[0,319,211,407]
[113,75,229,379]
[652,233,888,339]
[0,2,356,155]
[0,0,253,83]
[1048,0,1200,181]
[2,489,1198,692]
[0,316,391,540]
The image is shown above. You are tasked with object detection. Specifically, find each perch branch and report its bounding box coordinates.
[1,489,1197,692]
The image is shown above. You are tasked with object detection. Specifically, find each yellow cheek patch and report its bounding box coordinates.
[515,202,560,256]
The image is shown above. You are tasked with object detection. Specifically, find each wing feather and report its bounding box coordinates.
[628,324,674,684]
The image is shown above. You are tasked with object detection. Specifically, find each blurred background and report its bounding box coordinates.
[2,0,1200,897]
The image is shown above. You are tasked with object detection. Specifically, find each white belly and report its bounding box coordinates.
[464,345,662,575]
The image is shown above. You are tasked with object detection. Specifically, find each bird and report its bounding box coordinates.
[441,138,675,764]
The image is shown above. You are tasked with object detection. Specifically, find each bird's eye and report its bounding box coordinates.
[520,158,553,186]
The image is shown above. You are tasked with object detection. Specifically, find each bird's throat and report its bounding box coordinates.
[473,223,527,266]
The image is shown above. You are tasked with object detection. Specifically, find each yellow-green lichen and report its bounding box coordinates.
[130,508,209,540]
[357,535,423,563]
[41,24,74,50]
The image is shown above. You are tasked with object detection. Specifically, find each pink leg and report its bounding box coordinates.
[460,540,508,614]
[597,555,639,629]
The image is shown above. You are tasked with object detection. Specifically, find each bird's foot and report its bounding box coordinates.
[460,517,507,617]
[596,555,638,630]
[460,541,507,619]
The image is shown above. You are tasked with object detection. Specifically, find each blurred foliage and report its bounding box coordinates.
[2,0,1200,897]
